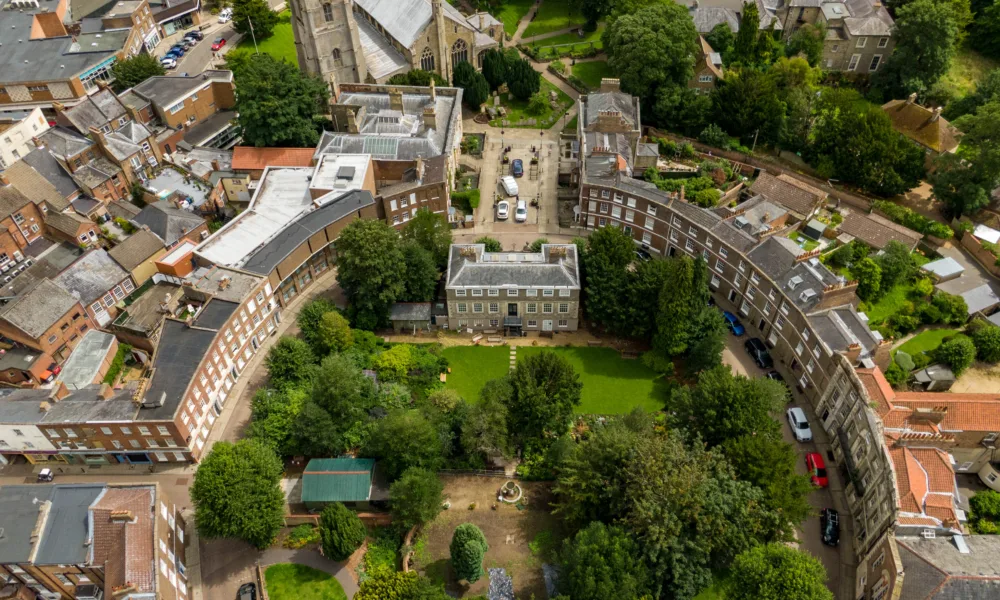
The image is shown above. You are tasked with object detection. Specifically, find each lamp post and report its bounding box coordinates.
[247,16,259,55]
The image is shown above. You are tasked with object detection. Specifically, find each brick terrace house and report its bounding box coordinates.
[883,94,961,160]
[689,36,724,95]
[748,171,826,222]
[132,201,208,249]
[0,483,188,600]
[44,211,100,248]
[0,279,95,362]
[108,229,168,286]
[37,128,129,203]
[130,71,238,150]
[0,184,46,257]
[376,155,450,228]
[53,249,135,327]
[838,207,922,251]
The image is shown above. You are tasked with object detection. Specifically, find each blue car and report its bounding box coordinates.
[511,159,523,177]
[169,45,186,56]
[722,311,745,336]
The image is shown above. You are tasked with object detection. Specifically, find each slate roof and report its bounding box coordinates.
[690,6,741,33]
[108,200,142,220]
[61,88,128,134]
[108,229,165,272]
[132,71,233,110]
[71,156,123,190]
[750,172,826,217]
[0,185,33,221]
[446,244,580,289]
[809,306,882,355]
[38,127,95,161]
[132,200,206,246]
[34,484,106,565]
[103,121,153,161]
[840,209,922,250]
[0,485,57,563]
[896,536,1000,600]
[56,330,117,390]
[582,90,639,131]
[302,458,375,503]
[882,100,961,153]
[5,153,77,209]
[390,302,432,321]
[354,0,477,48]
[231,146,315,172]
[140,317,229,420]
[0,279,80,339]
[53,249,130,306]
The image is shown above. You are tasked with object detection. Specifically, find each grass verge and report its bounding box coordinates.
[896,328,960,358]
[522,0,586,38]
[571,60,613,90]
[488,78,574,129]
[237,11,297,66]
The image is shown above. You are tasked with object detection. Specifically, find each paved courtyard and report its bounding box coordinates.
[145,167,213,210]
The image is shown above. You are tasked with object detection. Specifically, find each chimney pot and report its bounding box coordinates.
[907,92,918,104]
[930,106,943,122]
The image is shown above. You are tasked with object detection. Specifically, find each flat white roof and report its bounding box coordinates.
[974,224,1000,245]
[921,257,964,278]
[196,155,370,268]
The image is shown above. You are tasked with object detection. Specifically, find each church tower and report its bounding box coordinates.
[289,0,367,97]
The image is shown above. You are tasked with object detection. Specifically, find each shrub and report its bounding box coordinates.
[699,124,731,148]
[549,59,566,74]
[888,314,921,335]
[475,236,502,252]
[692,188,721,207]
[284,524,320,549]
[884,361,908,388]
[932,292,969,325]
[894,351,915,371]
[528,90,549,115]
[679,143,696,158]
[971,322,1000,363]
[969,490,1000,534]
[871,200,953,239]
[102,344,133,385]
[913,278,935,297]
[657,137,678,156]
[911,351,931,370]
[319,502,367,561]
[934,335,977,375]
[826,244,854,268]
[452,189,481,213]
[450,523,489,583]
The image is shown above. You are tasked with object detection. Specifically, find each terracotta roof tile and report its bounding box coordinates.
[840,209,922,250]
[231,146,314,171]
[857,367,894,417]
[91,487,156,593]
[892,392,1000,432]
[887,439,959,527]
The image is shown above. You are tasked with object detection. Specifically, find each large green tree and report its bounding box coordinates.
[726,543,833,600]
[652,255,700,356]
[452,61,490,108]
[389,467,444,528]
[480,48,510,91]
[295,353,377,455]
[873,240,917,291]
[712,67,786,146]
[315,311,354,356]
[232,0,279,39]
[234,54,329,147]
[297,298,338,355]
[784,23,825,66]
[971,0,1000,58]
[336,219,406,329]
[602,2,699,100]
[364,410,444,479]
[506,58,541,101]
[400,242,438,303]
[730,1,777,67]
[247,385,307,457]
[460,380,512,461]
[876,0,960,97]
[190,440,285,549]
[450,524,489,583]
[852,257,883,302]
[932,101,1000,217]
[559,522,651,600]
[402,209,452,267]
[110,54,165,92]
[265,336,316,388]
[584,225,637,335]
[319,502,366,560]
[505,351,582,447]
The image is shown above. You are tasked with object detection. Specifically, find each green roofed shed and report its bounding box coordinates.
[301,458,379,510]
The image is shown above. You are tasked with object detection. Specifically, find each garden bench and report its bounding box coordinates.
[472,334,483,344]
[487,336,504,344]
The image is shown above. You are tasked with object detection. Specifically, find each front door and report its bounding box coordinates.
[542,320,553,331]
[508,303,518,316]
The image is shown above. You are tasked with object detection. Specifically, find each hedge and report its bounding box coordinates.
[102,343,133,385]
[452,189,480,213]
[871,200,953,239]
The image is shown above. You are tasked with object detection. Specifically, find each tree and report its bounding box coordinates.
[685,307,727,373]
[453,61,489,108]
[506,351,582,446]
[475,236,502,252]
[727,543,833,600]
[364,410,443,479]
[584,225,636,335]
[731,1,775,67]
[653,255,700,356]
[527,91,549,115]
[582,0,614,28]
[972,1,1000,58]
[111,54,165,92]
[450,524,489,583]
[336,219,405,329]
[248,386,307,457]
[602,2,699,100]
[874,240,916,291]
[712,67,786,145]
[315,311,354,356]
[971,321,1000,362]
[297,298,338,354]
[507,58,541,101]
[933,291,969,324]
[296,354,377,455]
[190,440,285,549]
[319,502,366,560]
[480,48,510,91]
[402,209,452,267]
[559,522,651,600]
[373,344,413,382]
[785,23,825,66]
[935,335,977,375]
[668,366,786,447]
[946,68,1000,119]
[528,238,549,252]
[852,258,882,301]
[705,23,734,63]
[355,569,450,600]
[235,54,329,147]
[401,242,438,302]
[387,69,448,87]
[461,379,512,461]
[232,0,279,39]
[933,100,1000,217]
[266,337,316,388]
[651,84,711,135]
[875,0,960,97]
[389,467,443,528]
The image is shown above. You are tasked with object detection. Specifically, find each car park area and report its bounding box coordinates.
[491,145,543,229]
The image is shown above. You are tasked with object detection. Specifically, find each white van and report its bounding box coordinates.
[218,7,233,23]
[500,175,518,197]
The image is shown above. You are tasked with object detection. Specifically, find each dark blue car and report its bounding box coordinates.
[511,159,523,177]
[169,45,186,56]
[722,311,745,336]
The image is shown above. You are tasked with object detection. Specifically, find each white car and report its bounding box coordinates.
[786,407,813,442]
[500,175,519,197]
[496,200,510,220]
[160,57,177,69]
[218,8,232,23]
[515,199,527,222]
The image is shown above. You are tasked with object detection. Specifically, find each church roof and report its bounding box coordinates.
[355,0,477,49]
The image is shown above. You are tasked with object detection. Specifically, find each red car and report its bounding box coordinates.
[806,452,828,488]
[211,37,226,51]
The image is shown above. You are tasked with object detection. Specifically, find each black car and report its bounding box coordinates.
[765,370,784,382]
[821,508,840,547]
[237,583,256,600]
[184,30,204,41]
[744,338,773,369]
[634,248,652,262]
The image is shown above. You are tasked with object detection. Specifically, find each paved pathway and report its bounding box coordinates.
[508,0,541,45]
[519,25,579,45]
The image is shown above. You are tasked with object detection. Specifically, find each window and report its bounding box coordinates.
[332,48,342,67]
[489,302,499,313]
[168,102,184,115]
[698,75,713,83]
[27,85,48,93]
[451,39,468,65]
[734,273,743,287]
[527,289,537,297]
[848,54,861,71]
[527,303,537,313]
[113,285,125,299]
[129,439,141,449]
[472,289,483,296]
[802,329,811,341]
[454,289,466,298]
[746,286,755,300]
[543,289,554,297]
[558,303,569,313]
[543,303,553,313]
[507,289,518,296]
[878,36,889,48]
[527,319,537,327]
[559,289,570,297]
[670,230,679,242]
[420,47,435,71]
[775,316,786,330]
[685,239,695,253]
[738,260,746,272]
[489,319,499,327]
[488,289,499,297]
[869,54,882,71]
[750,272,760,284]
[627,197,636,208]
[642,231,652,244]
[719,248,729,259]
[121,426,132,435]
[457,303,467,313]
[322,3,333,21]
[473,303,483,313]
[856,37,867,48]
[647,205,657,216]
[796,342,804,356]
[714,259,724,273]
[558,319,568,328]
[710,274,720,288]
[780,302,790,315]
[625,209,634,222]
[101,427,112,435]
[807,359,816,373]
[601,189,610,199]
[813,344,822,358]
[46,429,60,438]
[600,203,609,214]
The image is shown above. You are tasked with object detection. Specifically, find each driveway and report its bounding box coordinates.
[934,242,1000,298]
[722,331,767,378]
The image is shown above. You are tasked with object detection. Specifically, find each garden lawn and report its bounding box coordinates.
[488,78,573,129]
[571,60,614,90]
[441,345,513,403]
[562,114,578,133]
[264,564,347,600]
[787,231,819,252]
[497,0,534,37]
[237,11,297,66]
[517,346,668,414]
[522,0,587,38]
[896,329,960,358]
[862,283,914,323]
[941,43,1000,98]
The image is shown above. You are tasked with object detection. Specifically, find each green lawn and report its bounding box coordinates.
[264,564,347,600]
[896,329,960,358]
[941,43,1000,98]
[237,11,297,66]
[522,0,587,38]
[571,60,613,90]
[441,345,513,403]
[562,113,578,132]
[489,78,574,129]
[496,0,534,37]
[787,231,819,252]
[862,283,914,323]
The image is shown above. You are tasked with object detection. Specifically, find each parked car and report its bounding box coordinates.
[806,452,828,487]
[37,468,54,482]
[184,30,204,41]
[765,370,784,382]
[176,38,195,49]
[634,248,652,262]
[162,55,180,66]
[211,37,227,51]
[500,175,518,197]
[218,8,233,23]
[511,158,523,177]
[168,45,186,56]
[515,199,528,222]
[786,407,813,442]
[744,337,773,369]
[237,583,256,600]
[496,200,510,220]
[722,311,745,336]
[820,508,840,547]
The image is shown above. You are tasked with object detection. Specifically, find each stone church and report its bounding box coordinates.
[290,0,502,93]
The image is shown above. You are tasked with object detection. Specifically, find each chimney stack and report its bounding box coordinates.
[423,105,437,130]
[99,383,115,400]
[479,13,484,30]
[109,510,134,522]
[599,78,621,93]
[907,92,918,105]
[50,382,70,402]
[346,109,359,134]
[930,106,943,122]
[211,159,221,171]
[415,156,425,183]
[389,88,404,113]
[0,173,9,186]
[429,78,436,102]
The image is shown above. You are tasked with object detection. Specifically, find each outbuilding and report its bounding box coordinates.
[301,458,388,511]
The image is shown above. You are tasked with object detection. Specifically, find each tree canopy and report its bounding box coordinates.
[450,524,489,583]
[234,54,329,148]
[452,61,490,108]
[402,209,453,267]
[389,467,444,528]
[875,0,960,97]
[506,351,582,447]
[559,521,651,600]
[232,0,279,39]
[932,100,1000,217]
[335,219,405,329]
[726,543,833,600]
[110,54,165,92]
[319,502,366,560]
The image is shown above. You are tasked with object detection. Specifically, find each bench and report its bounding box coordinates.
[483,329,498,334]
[487,336,503,344]
[472,334,483,344]
[587,340,602,347]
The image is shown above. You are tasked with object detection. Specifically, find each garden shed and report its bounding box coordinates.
[389,302,433,333]
[802,219,827,241]
[301,458,388,511]
[920,257,964,283]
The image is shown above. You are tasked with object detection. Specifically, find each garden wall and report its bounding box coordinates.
[960,233,1000,278]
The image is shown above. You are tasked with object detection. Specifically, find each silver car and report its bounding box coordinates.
[515,199,527,222]
[496,200,510,220]
[786,407,813,442]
